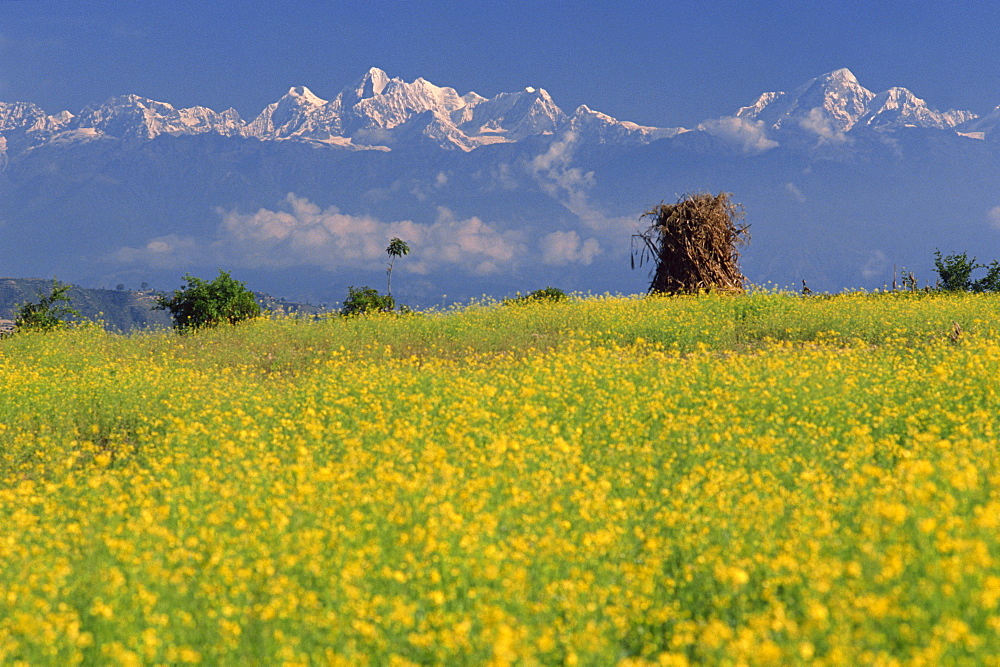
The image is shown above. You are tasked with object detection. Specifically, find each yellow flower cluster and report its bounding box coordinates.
[1,292,999,664]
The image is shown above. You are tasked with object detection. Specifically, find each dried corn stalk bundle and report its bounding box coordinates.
[632,192,749,294]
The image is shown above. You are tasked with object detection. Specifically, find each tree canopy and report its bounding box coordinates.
[155,270,261,331]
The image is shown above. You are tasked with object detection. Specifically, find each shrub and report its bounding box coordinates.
[155,270,261,331]
[933,250,1000,292]
[933,251,977,291]
[974,262,1000,293]
[341,286,394,316]
[504,287,568,305]
[14,280,81,332]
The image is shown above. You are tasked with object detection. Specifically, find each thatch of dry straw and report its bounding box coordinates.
[632,192,750,294]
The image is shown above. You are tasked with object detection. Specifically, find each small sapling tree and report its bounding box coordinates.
[386,237,410,299]
[14,280,81,332]
[155,270,261,331]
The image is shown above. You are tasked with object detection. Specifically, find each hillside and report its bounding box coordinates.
[0,278,171,331]
[0,278,324,332]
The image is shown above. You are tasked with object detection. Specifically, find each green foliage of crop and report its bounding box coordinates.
[2,291,1000,663]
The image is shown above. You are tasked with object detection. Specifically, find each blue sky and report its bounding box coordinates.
[1,0,997,128]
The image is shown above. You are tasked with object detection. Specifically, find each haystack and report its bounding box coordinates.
[632,192,749,294]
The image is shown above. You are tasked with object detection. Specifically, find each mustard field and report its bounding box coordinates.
[2,291,1000,665]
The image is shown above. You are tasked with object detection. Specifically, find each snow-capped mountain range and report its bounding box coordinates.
[2,66,996,158]
[735,68,978,134]
[0,66,680,155]
[2,66,999,306]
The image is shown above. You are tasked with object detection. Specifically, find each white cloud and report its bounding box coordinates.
[410,172,450,201]
[417,207,526,275]
[351,127,394,147]
[784,182,806,203]
[860,250,888,281]
[698,116,778,154]
[528,130,636,237]
[112,194,527,275]
[540,230,601,266]
[799,108,848,144]
[530,130,595,211]
[111,234,205,269]
[988,206,1000,230]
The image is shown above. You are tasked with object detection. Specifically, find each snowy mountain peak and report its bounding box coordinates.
[452,85,567,143]
[349,67,392,101]
[0,101,75,152]
[860,86,978,130]
[176,105,245,136]
[956,104,1000,138]
[285,86,327,106]
[732,69,982,142]
[96,94,173,114]
[69,94,252,142]
[0,101,51,132]
[566,104,682,145]
[825,67,861,85]
[76,94,184,141]
[247,85,339,140]
[462,91,487,107]
[335,70,471,142]
[736,68,872,135]
[2,67,993,158]
[735,91,786,120]
[49,110,75,125]
[866,87,924,114]
[859,87,928,129]
[782,68,874,132]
